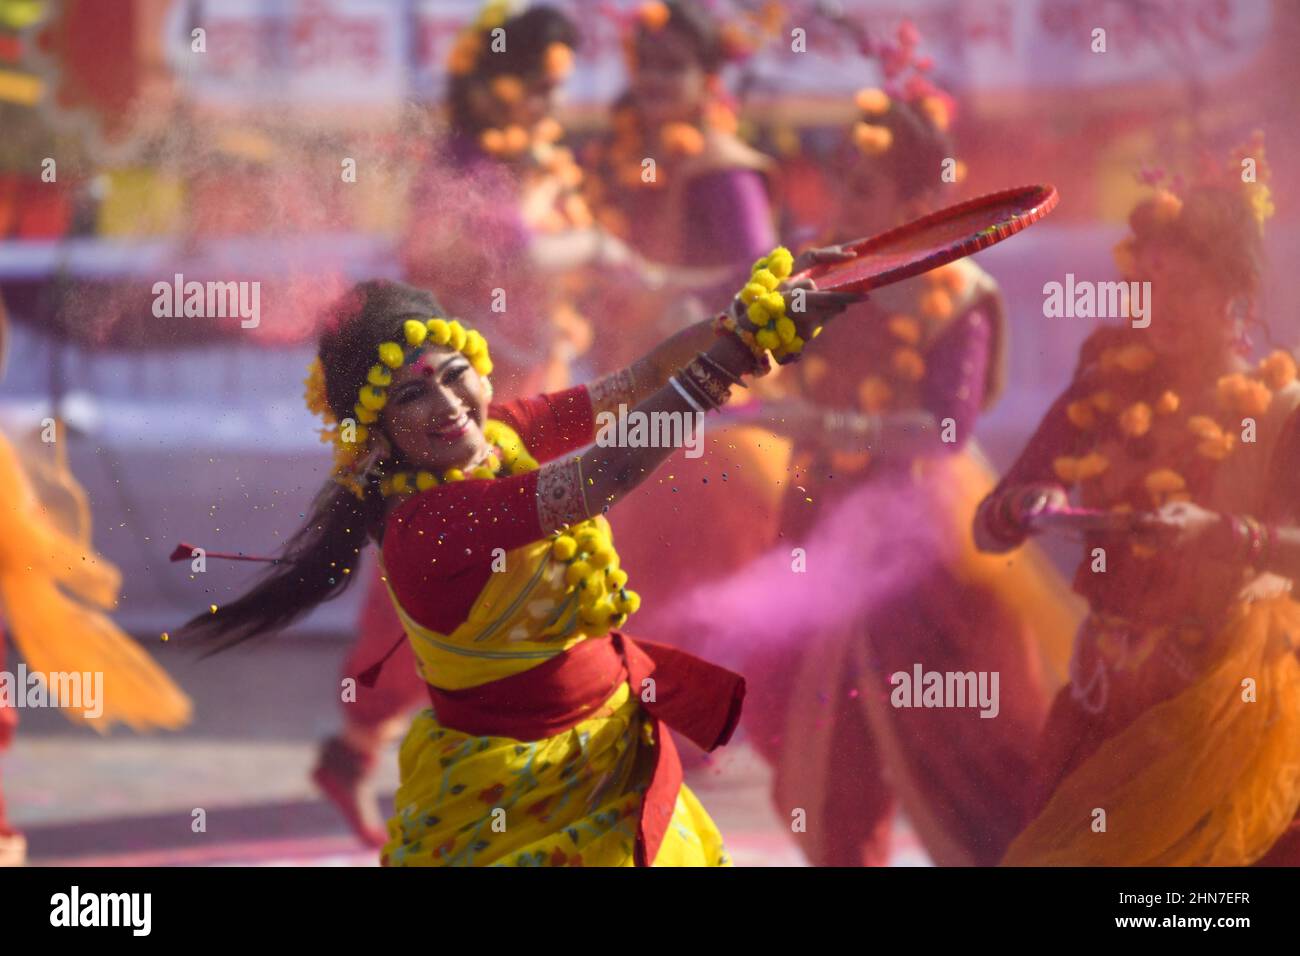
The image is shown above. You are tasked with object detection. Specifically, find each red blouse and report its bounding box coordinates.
[381,386,595,634]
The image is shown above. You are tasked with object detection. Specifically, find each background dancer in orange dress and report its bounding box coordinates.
[0,295,191,866]
[979,145,1300,866]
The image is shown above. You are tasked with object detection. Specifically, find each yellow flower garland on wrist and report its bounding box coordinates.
[736,246,809,361]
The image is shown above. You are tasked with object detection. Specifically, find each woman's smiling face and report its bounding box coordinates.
[380,343,490,475]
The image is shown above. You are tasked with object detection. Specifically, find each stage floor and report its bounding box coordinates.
[6,737,929,867]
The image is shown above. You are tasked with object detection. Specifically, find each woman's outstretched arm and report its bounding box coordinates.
[541,286,859,528]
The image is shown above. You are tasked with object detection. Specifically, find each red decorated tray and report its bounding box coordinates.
[793,184,1059,293]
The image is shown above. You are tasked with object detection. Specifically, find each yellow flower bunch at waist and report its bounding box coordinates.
[380,417,640,630]
[551,519,640,632]
[735,246,808,361]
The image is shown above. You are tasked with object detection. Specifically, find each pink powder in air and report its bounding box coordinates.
[651,463,955,671]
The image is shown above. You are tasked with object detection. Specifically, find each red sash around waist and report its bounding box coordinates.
[425,632,745,867]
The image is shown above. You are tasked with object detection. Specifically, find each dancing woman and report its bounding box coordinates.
[322,2,665,845]
[977,147,1300,865]
[174,262,855,865]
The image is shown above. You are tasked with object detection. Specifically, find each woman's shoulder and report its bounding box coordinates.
[683,129,774,182]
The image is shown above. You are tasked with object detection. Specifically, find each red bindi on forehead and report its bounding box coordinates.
[412,347,467,378]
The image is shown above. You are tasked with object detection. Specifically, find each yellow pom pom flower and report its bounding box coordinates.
[1152,189,1183,225]
[1113,344,1156,373]
[544,42,573,82]
[404,320,428,346]
[427,318,452,345]
[358,385,387,411]
[854,87,890,115]
[767,247,794,280]
[566,561,593,587]
[1118,402,1152,438]
[1187,415,1223,441]
[887,315,921,345]
[448,322,468,352]
[1066,400,1097,430]
[1259,350,1297,390]
[853,122,893,156]
[354,403,378,425]
[552,536,578,560]
[367,365,392,387]
[303,358,332,420]
[760,292,786,317]
[378,342,405,369]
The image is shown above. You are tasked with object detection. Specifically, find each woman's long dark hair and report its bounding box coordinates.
[446,5,579,140]
[173,280,445,650]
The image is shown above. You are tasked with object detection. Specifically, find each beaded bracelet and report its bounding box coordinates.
[713,311,771,374]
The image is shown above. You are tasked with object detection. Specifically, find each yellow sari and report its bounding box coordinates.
[379,519,730,867]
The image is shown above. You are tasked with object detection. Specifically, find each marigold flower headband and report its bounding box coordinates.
[849,21,960,179]
[303,317,494,499]
[446,0,574,83]
[1112,131,1275,279]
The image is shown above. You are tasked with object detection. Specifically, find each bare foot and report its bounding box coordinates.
[0,831,26,867]
[311,736,388,848]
